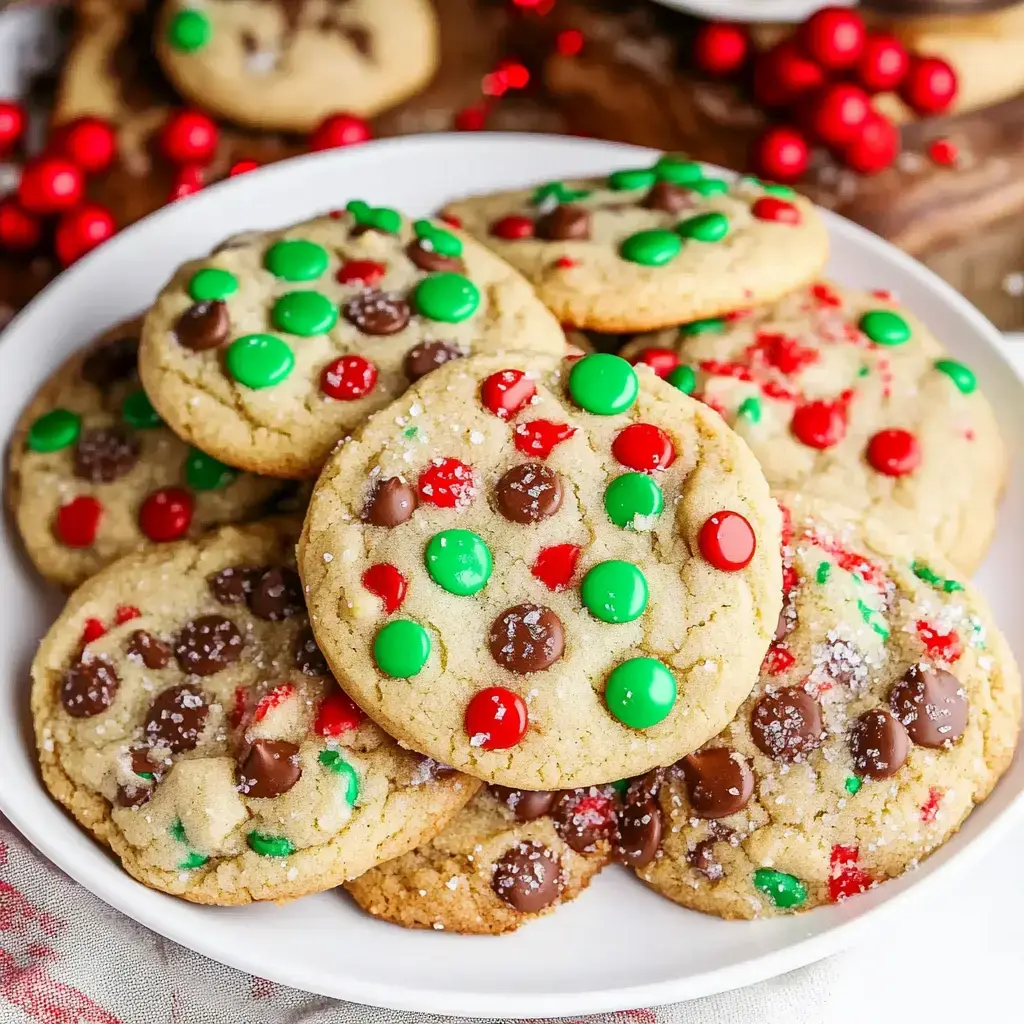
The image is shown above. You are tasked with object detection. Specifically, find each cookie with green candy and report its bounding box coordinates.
[139,206,565,478]
[31,519,479,905]
[299,350,783,790]
[620,281,1005,571]
[441,157,828,332]
[629,493,1021,919]
[7,319,285,589]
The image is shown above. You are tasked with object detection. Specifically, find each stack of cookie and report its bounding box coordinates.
[17,158,1021,933]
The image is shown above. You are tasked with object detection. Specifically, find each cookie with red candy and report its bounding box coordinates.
[620,281,1004,572]
[299,351,782,789]
[631,493,1020,919]
[442,161,828,332]
[30,520,478,905]
[139,207,565,478]
[7,319,286,589]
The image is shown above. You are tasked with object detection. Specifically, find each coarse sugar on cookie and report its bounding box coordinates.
[629,493,1021,919]
[621,281,1005,572]
[139,206,566,478]
[299,350,783,790]
[442,162,828,332]
[31,520,479,905]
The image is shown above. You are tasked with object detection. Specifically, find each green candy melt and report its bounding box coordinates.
[568,353,638,415]
[934,358,976,395]
[607,168,658,191]
[753,868,807,908]
[271,290,338,336]
[347,200,402,234]
[604,472,664,530]
[28,408,81,452]
[655,157,704,185]
[167,9,212,52]
[845,776,862,795]
[605,658,676,729]
[185,448,238,491]
[581,560,649,624]
[620,229,682,267]
[414,220,463,258]
[737,396,761,424]
[247,832,296,858]
[413,272,480,323]
[666,365,697,394]
[679,318,725,336]
[859,309,910,347]
[425,529,492,596]
[122,390,162,429]
[179,852,209,870]
[531,181,591,205]
[688,178,729,197]
[374,620,431,678]
[678,211,729,243]
[264,239,329,282]
[319,750,360,806]
[188,267,238,302]
[226,334,294,389]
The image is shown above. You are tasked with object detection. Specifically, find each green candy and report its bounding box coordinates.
[188,267,238,302]
[679,317,725,336]
[911,560,964,594]
[247,832,296,858]
[531,181,591,205]
[167,9,211,52]
[844,776,862,795]
[347,200,402,234]
[816,561,831,585]
[678,211,729,243]
[753,868,807,909]
[688,178,729,197]
[319,750,360,805]
[264,239,329,282]
[666,365,696,394]
[414,220,463,258]
[169,819,187,843]
[425,529,492,596]
[859,310,910,346]
[186,448,238,491]
[934,358,976,395]
[737,396,761,424]
[604,472,664,530]
[271,290,338,336]
[580,560,649,624]
[179,852,209,870]
[620,229,682,267]
[122,390,162,429]
[27,408,81,452]
[607,168,657,191]
[374,620,430,678]
[568,353,638,416]
[655,157,704,185]
[610,778,630,797]
[226,334,294,389]
[761,183,795,198]
[605,658,676,729]
[413,272,480,323]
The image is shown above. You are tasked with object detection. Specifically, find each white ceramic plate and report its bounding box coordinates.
[0,135,1021,1019]
[651,0,854,24]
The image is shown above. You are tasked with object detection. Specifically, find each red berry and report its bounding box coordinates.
[693,22,749,77]
[229,159,259,176]
[53,116,117,174]
[866,428,920,476]
[513,419,576,458]
[632,347,679,378]
[799,7,866,70]
[754,40,826,109]
[361,563,408,614]
[336,259,386,286]
[160,110,219,165]
[55,203,116,267]
[464,687,528,749]
[751,196,801,224]
[0,198,42,251]
[480,368,536,420]
[321,354,378,400]
[699,511,757,572]
[857,33,909,93]
[752,125,810,184]
[168,165,204,202]
[900,56,957,115]
[309,112,372,151]
[805,83,870,147]
[139,487,193,542]
[56,496,102,548]
[531,543,581,592]
[18,156,84,215]
[612,423,675,472]
[843,110,899,175]
[0,100,25,154]
[418,457,475,509]
[791,399,847,449]
[315,689,365,737]
[490,215,533,240]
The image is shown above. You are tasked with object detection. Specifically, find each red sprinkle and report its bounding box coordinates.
[762,646,795,675]
[361,563,408,614]
[611,423,675,472]
[791,399,847,449]
[532,544,581,592]
[56,495,102,548]
[115,605,141,625]
[699,511,757,571]
[253,683,296,723]
[811,282,842,307]
[81,618,106,645]
[916,621,963,663]
[139,488,193,542]
[749,332,819,375]
[554,256,579,269]
[418,457,475,508]
[632,347,679,378]
[315,689,365,736]
[336,260,386,286]
[514,419,576,458]
[480,368,536,419]
[321,355,378,400]
[751,196,801,224]
[920,786,943,822]
[866,428,920,476]
[464,686,528,749]
[490,214,534,240]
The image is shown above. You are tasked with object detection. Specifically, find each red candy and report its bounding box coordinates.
[693,21,749,77]
[754,40,826,109]
[632,347,679,378]
[454,104,488,131]
[336,260,386,286]
[253,683,296,724]
[321,355,378,401]
[843,111,899,175]
[56,496,102,548]
[828,844,873,902]
[699,511,757,571]
[532,544,581,592]
[440,213,462,229]
[811,282,842,308]
[928,138,958,167]
[799,7,866,70]
[160,110,219,165]
[490,215,533,240]
[315,689,365,737]
[900,56,957,116]
[920,786,943,823]
[866,428,920,476]
[18,156,84,215]
[361,563,408,613]
[554,256,578,269]
[480,369,536,420]
[857,33,909,93]
[513,419,576,458]
[229,159,259,176]
[0,100,25,154]
[806,83,870,147]
[751,197,800,224]
[53,116,117,174]
[791,399,847,449]
[752,125,810,185]
[168,165,204,202]
[464,687,528,749]
[612,423,675,472]
[763,646,795,676]
[0,198,42,251]
[916,622,963,663]
[55,203,116,266]
[309,113,372,151]
[81,618,107,645]
[418,457,475,508]
[115,605,141,625]
[139,487,193,542]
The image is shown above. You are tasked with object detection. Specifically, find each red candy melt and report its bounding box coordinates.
[115,605,141,625]
[336,260,386,286]
[532,544,581,592]
[828,844,873,902]
[763,646,795,675]
[611,423,675,472]
[480,369,536,420]
[361,563,408,613]
[418,457,475,508]
[315,689,365,737]
[490,215,533,240]
[513,419,576,458]
[139,487,193,542]
[866,428,920,476]
[81,618,107,645]
[464,686,529,749]
[632,348,680,378]
[751,197,801,224]
[56,495,102,548]
[791,399,847,449]
[253,683,296,723]
[699,511,757,571]
[916,621,963,663]
[321,355,378,400]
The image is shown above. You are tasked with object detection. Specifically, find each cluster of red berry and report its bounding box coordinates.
[693,7,958,184]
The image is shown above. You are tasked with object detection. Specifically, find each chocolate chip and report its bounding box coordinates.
[115,748,163,808]
[60,657,119,717]
[247,566,302,621]
[403,340,463,382]
[126,630,170,670]
[207,566,257,605]
[488,603,564,674]
[295,626,329,676]
[490,786,558,822]
[344,290,410,335]
[750,686,823,761]
[680,747,754,818]
[642,182,693,214]
[687,839,723,880]
[775,604,795,643]
[616,789,662,868]
[81,336,139,389]
[534,204,591,241]
[143,684,208,753]
[237,739,302,798]
[819,637,866,688]
[889,666,968,748]
[175,301,230,351]
[406,240,465,274]
[553,787,617,853]
[174,615,243,676]
[494,463,563,524]
[492,841,562,914]
[364,476,417,527]
[849,708,909,780]
[73,428,140,483]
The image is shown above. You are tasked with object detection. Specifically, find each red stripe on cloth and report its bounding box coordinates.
[0,950,122,1024]
[0,882,63,939]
